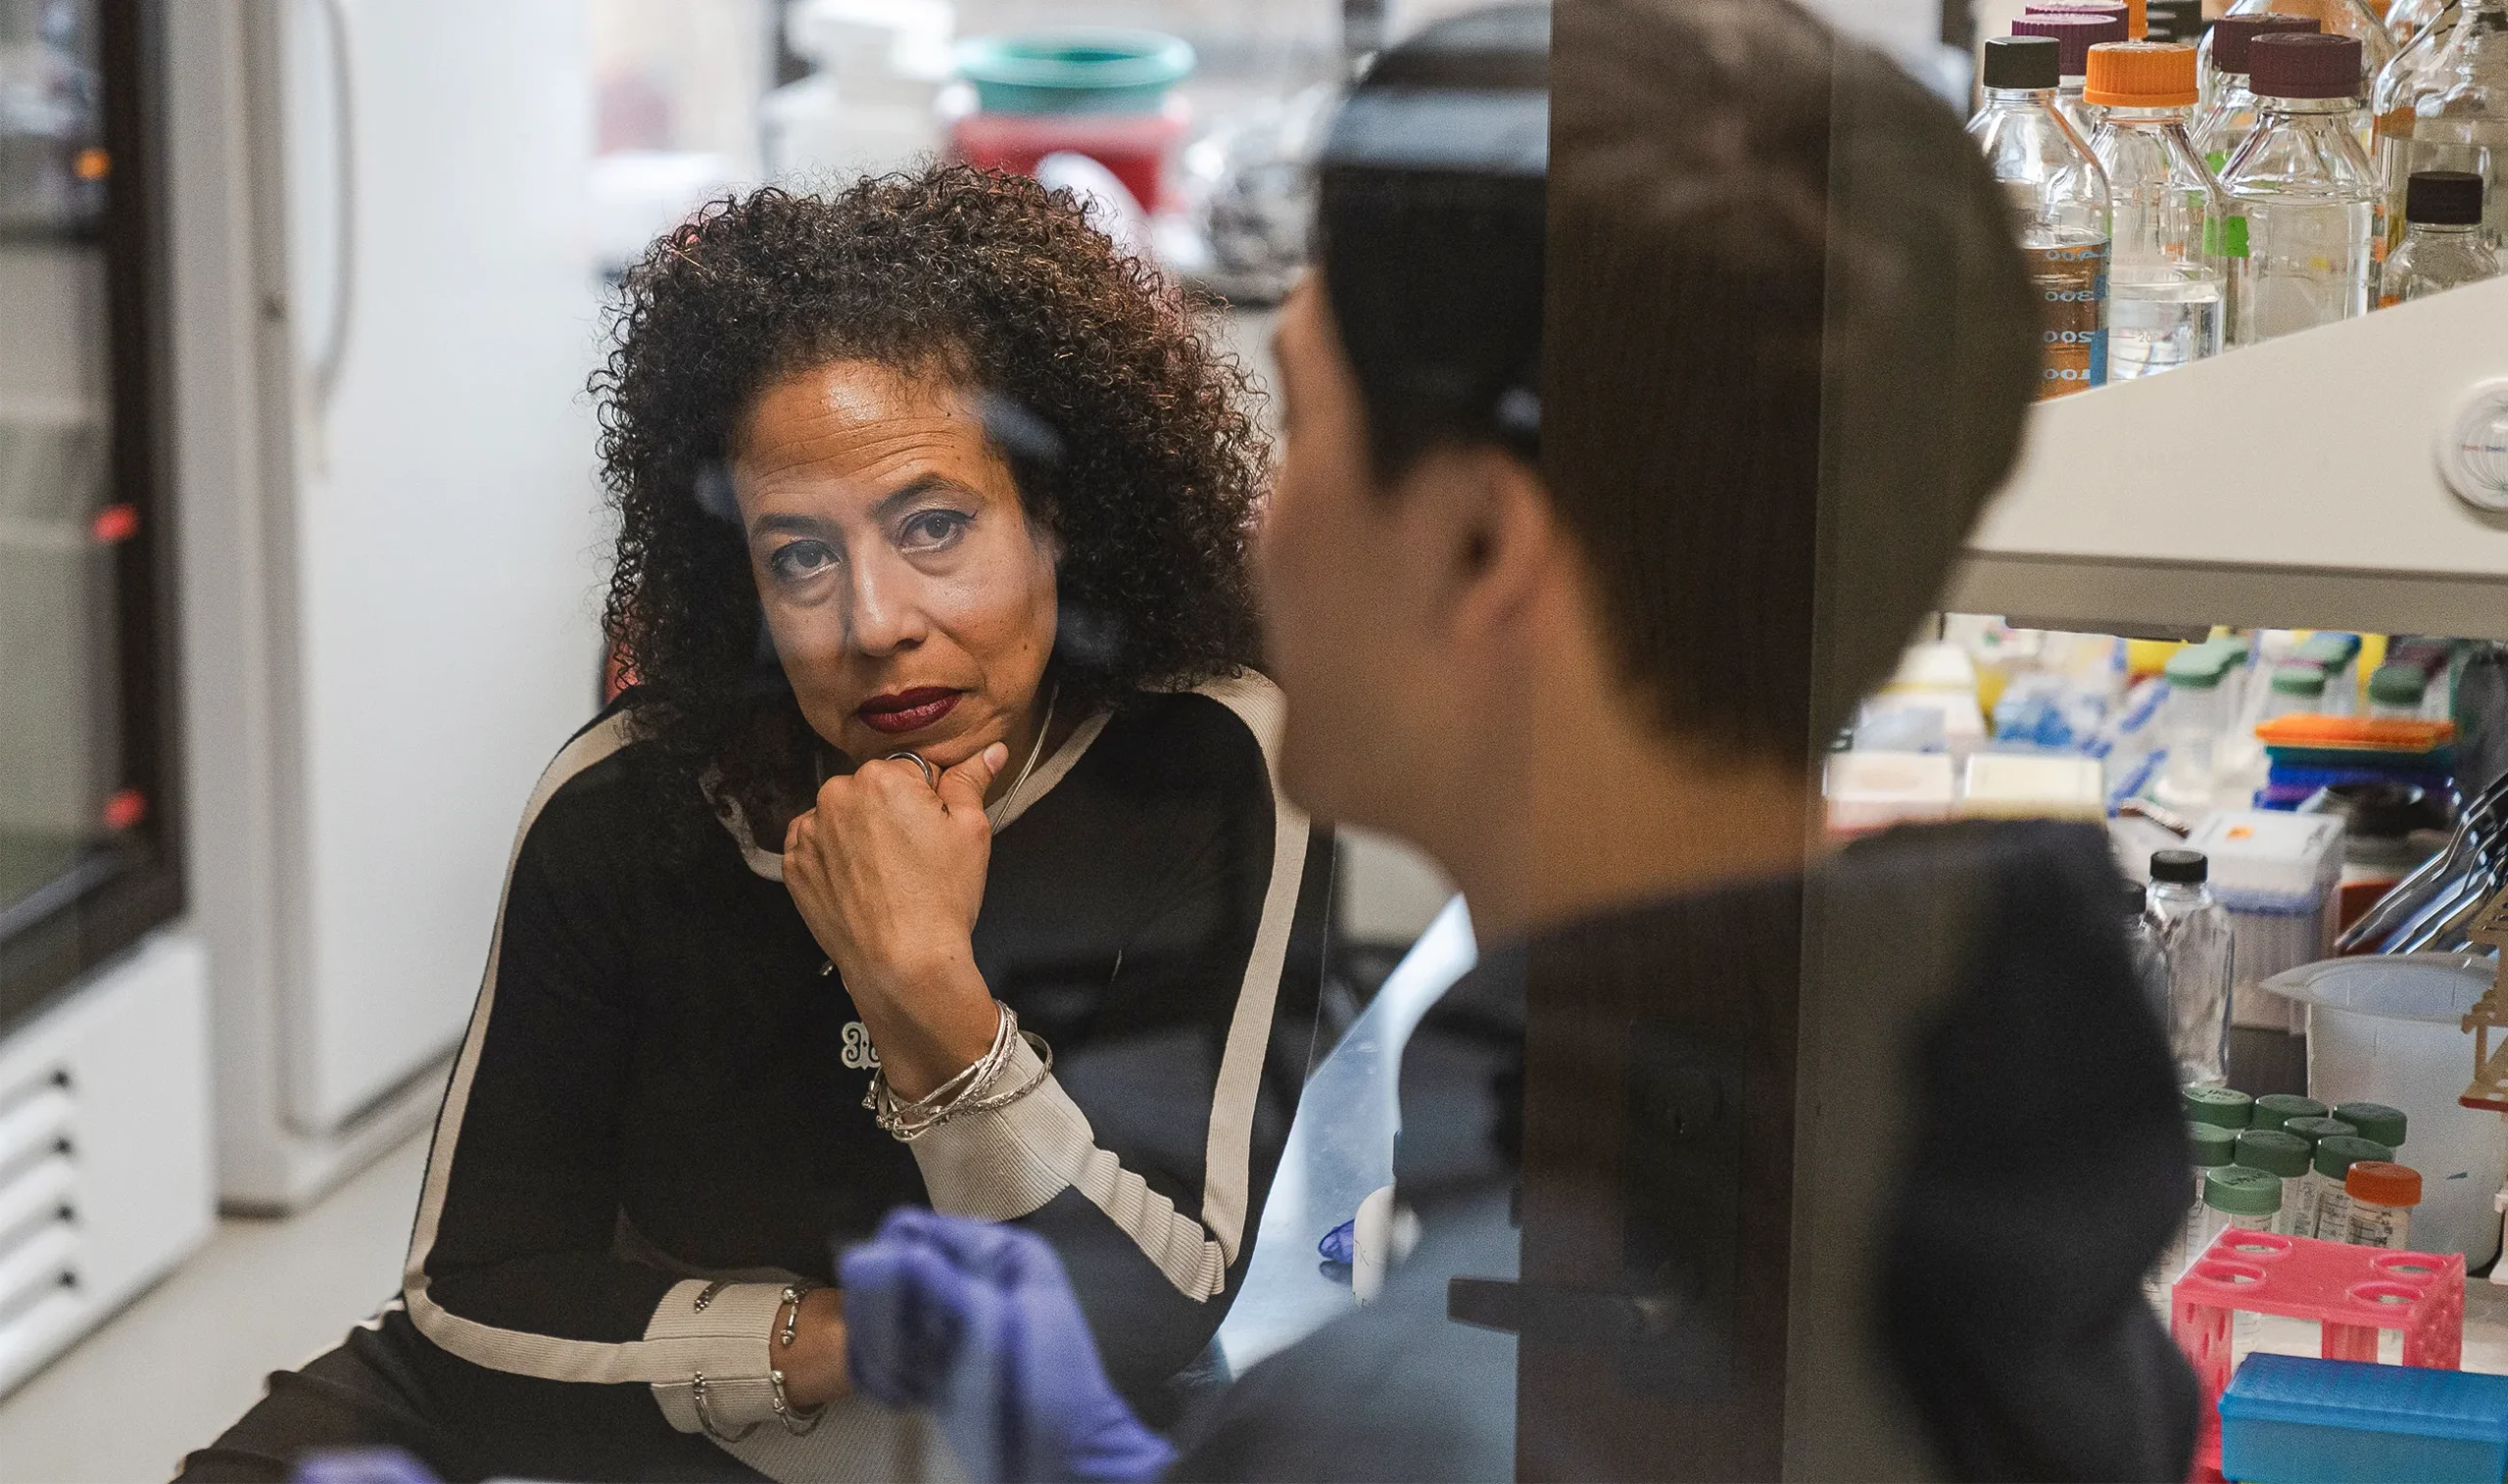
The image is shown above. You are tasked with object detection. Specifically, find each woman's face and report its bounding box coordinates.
[731,359,1059,773]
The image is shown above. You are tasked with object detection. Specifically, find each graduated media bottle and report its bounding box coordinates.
[1970,36,2115,398]
[2222,33,2379,342]
[2195,14,2327,171]
[2383,169,2505,300]
[2147,849,2235,1087]
[2089,41,2230,374]
[2372,0,2508,258]
[2017,12,2136,136]
[2205,0,2398,126]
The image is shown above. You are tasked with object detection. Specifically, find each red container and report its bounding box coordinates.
[950,99,1187,213]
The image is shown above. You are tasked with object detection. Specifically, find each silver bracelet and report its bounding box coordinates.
[769,1367,825,1435]
[689,1371,757,1443]
[777,1282,821,1348]
[862,1004,1053,1140]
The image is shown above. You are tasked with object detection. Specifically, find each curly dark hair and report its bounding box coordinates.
[593,167,1268,821]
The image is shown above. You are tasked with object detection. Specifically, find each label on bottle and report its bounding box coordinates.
[2374,107,2417,145]
[2205,214,2249,260]
[2026,239,2110,400]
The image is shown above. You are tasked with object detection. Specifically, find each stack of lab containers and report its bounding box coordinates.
[2183,808,2345,1038]
[1972,7,2505,383]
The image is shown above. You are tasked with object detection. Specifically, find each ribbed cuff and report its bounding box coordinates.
[907,1033,1090,1221]
[644,1278,791,1436]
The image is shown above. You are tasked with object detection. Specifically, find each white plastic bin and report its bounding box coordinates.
[2263,953,2508,1266]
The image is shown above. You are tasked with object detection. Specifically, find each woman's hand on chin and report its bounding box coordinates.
[785,742,1011,1098]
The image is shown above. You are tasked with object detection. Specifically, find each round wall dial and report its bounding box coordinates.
[2438,377,2508,514]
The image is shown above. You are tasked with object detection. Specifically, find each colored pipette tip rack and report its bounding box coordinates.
[2171,1228,2465,1482]
[2255,715,2457,754]
[2220,1355,2508,1484]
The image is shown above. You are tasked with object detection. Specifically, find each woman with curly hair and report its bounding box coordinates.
[180,167,1329,1483]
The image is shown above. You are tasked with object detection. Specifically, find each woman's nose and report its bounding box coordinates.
[844,555,932,656]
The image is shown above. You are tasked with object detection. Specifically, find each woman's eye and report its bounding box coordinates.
[899,510,970,551]
[767,540,837,581]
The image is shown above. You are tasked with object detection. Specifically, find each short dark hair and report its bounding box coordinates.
[595,170,1267,817]
[1321,1,2039,764]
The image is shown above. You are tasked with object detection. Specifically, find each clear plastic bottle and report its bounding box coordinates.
[2382,169,2505,302]
[2264,661,2332,718]
[1971,36,2117,400]
[2155,1119,2243,1308]
[2091,42,2232,374]
[2281,1114,2361,1234]
[2200,1165,2286,1358]
[2343,1160,2423,1246]
[2372,0,2508,258]
[2205,0,2399,124]
[2222,34,2380,343]
[2157,646,2232,809]
[2123,878,2173,1033]
[2018,12,2137,137]
[2297,631,2363,712]
[2303,1132,2395,1238]
[2149,849,2236,1087]
[2238,1126,2317,1233]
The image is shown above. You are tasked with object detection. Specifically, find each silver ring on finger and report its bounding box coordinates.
[883,750,939,790]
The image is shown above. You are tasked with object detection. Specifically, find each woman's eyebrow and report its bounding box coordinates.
[871,475,979,520]
[748,511,832,540]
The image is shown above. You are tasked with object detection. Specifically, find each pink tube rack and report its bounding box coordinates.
[2170,1227,2466,1481]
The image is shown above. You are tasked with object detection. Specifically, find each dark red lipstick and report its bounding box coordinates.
[857,687,962,735]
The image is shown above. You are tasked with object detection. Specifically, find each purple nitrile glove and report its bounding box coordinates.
[291,1449,439,1484]
[841,1208,1178,1484]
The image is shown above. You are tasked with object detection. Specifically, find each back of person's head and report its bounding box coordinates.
[1318,0,2038,766]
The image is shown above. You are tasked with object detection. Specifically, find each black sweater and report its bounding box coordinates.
[1170,820,2195,1483]
[397,677,1328,1479]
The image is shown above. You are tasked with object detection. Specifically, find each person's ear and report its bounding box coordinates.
[1398,445,1557,650]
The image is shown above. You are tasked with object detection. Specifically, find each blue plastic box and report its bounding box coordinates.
[2220,1355,2508,1484]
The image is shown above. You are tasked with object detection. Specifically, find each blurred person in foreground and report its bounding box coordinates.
[182,170,1328,1482]
[837,2,2198,1481]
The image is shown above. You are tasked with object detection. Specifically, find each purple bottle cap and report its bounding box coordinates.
[2209,13,2323,74]
[2012,12,2133,75]
[2250,32,2362,99]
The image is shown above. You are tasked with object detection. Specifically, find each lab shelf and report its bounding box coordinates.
[1947,273,2508,640]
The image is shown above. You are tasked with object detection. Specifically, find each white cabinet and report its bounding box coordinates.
[1951,274,2508,638]
[0,933,214,1399]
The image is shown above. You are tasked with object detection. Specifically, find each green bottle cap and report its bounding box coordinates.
[2166,646,2234,690]
[2298,633,2360,667]
[2369,664,2428,707]
[2270,663,2330,697]
[2190,1121,2239,1166]
[2313,1134,2394,1179]
[2252,1093,2329,1130]
[2285,1116,2358,1147]
[2184,1086,2254,1128]
[2236,1127,2312,1178]
[2205,1165,2284,1216]
[2331,1102,2407,1147]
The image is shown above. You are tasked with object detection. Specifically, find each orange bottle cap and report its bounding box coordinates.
[2084,40,2199,107]
[2346,1160,2423,1207]
[2128,0,2149,36]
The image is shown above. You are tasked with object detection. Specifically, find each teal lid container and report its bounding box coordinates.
[2237,1127,2312,1179]
[2284,1116,2357,1148]
[2332,1102,2407,1147]
[955,30,1195,115]
[2190,1121,2239,1167]
[2185,1086,2254,1129]
[2252,1093,2328,1131]
[2205,1165,2284,1216]
[2313,1134,2394,1179]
